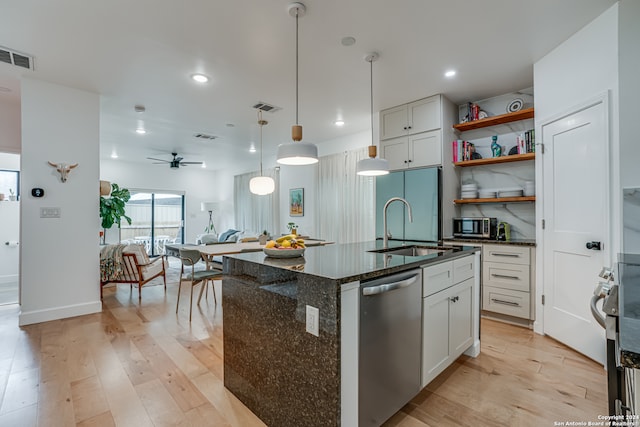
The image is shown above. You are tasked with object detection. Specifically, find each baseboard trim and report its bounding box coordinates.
[0,274,18,284]
[19,301,102,326]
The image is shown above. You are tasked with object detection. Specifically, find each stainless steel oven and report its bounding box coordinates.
[452,217,497,239]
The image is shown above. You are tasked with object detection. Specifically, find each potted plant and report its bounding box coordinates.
[8,189,16,201]
[287,222,298,236]
[100,183,132,230]
[259,230,269,245]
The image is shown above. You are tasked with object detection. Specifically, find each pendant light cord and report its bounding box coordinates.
[370,56,374,147]
[258,110,266,175]
[295,10,299,125]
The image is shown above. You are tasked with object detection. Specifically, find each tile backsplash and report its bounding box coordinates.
[624,188,640,254]
[459,162,536,240]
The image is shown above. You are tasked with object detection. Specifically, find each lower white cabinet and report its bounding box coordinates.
[421,256,474,388]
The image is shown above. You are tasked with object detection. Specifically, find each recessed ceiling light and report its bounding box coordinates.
[135,128,146,134]
[341,36,356,46]
[201,162,207,169]
[134,104,146,113]
[444,70,456,78]
[249,146,257,153]
[111,152,118,159]
[226,123,235,128]
[335,120,345,127]
[191,73,209,83]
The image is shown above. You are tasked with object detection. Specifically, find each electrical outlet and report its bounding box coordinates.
[306,305,319,337]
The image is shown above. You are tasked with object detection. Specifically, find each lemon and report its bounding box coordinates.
[281,239,292,248]
[265,240,276,248]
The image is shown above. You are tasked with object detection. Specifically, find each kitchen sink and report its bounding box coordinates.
[369,245,449,256]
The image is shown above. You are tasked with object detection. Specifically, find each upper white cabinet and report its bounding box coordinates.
[380,96,441,140]
[380,95,453,171]
[380,130,442,170]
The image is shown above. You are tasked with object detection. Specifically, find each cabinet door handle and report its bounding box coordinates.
[408,159,413,163]
[403,126,407,130]
[491,273,520,280]
[491,298,520,307]
[450,296,459,303]
[407,126,412,129]
[404,160,408,163]
[492,253,520,258]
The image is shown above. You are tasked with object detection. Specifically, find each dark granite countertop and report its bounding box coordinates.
[443,237,537,246]
[225,240,479,285]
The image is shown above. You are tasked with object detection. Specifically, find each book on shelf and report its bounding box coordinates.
[452,140,475,162]
[516,129,536,154]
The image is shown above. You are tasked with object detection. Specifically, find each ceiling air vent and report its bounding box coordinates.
[0,46,34,70]
[252,101,281,113]
[193,133,218,140]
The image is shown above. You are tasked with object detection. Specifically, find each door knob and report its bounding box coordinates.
[586,241,602,250]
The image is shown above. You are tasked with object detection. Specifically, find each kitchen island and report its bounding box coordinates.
[222,241,480,427]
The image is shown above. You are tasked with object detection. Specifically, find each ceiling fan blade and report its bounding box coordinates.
[151,162,168,164]
[174,156,184,162]
[147,157,170,162]
[180,161,203,165]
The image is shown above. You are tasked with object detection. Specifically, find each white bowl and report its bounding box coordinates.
[499,190,523,198]
[263,247,305,258]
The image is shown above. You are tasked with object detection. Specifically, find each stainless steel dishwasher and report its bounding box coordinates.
[359,268,422,426]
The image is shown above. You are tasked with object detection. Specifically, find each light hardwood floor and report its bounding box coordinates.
[0,281,606,427]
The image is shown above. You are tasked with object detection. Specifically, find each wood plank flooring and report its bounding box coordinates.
[0,280,606,426]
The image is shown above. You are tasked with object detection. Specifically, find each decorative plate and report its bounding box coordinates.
[263,247,305,258]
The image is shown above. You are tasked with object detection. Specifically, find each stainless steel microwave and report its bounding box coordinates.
[453,217,497,239]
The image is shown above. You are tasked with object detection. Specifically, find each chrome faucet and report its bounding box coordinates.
[382,197,413,249]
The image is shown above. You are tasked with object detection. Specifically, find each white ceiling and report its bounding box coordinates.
[0,0,616,174]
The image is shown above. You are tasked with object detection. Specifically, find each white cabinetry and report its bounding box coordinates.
[380,95,455,171]
[380,130,442,171]
[482,244,533,319]
[380,96,441,140]
[421,255,475,388]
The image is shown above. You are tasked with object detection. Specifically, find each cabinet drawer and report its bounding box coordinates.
[482,262,529,292]
[482,286,530,319]
[453,256,474,284]
[422,261,452,297]
[483,244,530,265]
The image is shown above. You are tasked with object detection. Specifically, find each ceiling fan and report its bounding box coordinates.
[147,152,203,169]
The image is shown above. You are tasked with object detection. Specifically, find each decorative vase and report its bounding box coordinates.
[259,235,268,245]
[100,180,112,196]
[0,193,4,201]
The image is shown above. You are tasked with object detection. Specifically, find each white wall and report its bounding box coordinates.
[0,97,21,154]
[20,78,101,325]
[100,159,233,242]
[619,0,640,253]
[277,130,370,237]
[533,4,619,333]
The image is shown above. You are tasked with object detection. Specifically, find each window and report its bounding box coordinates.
[0,170,19,200]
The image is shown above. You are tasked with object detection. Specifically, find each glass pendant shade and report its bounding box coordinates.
[250,176,276,195]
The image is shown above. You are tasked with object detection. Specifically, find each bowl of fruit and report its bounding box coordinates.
[263,235,306,258]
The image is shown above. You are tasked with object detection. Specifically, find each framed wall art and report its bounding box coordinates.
[289,188,304,217]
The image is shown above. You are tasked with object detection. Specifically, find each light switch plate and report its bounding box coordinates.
[40,207,61,218]
[306,305,319,337]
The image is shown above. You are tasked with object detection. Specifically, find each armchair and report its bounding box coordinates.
[100,243,167,300]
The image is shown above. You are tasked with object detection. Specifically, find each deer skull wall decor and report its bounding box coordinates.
[48,161,78,183]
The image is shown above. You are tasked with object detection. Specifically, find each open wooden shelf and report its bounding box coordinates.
[453,108,535,132]
[454,196,536,204]
[454,152,535,167]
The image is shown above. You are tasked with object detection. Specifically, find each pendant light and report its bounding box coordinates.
[356,52,389,176]
[250,110,276,195]
[276,2,319,166]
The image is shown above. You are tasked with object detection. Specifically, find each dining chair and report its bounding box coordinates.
[177,249,222,321]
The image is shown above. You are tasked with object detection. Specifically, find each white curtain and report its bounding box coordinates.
[317,148,375,244]
[234,168,280,235]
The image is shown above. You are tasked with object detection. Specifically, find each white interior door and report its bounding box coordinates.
[542,99,608,364]
[0,201,20,305]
